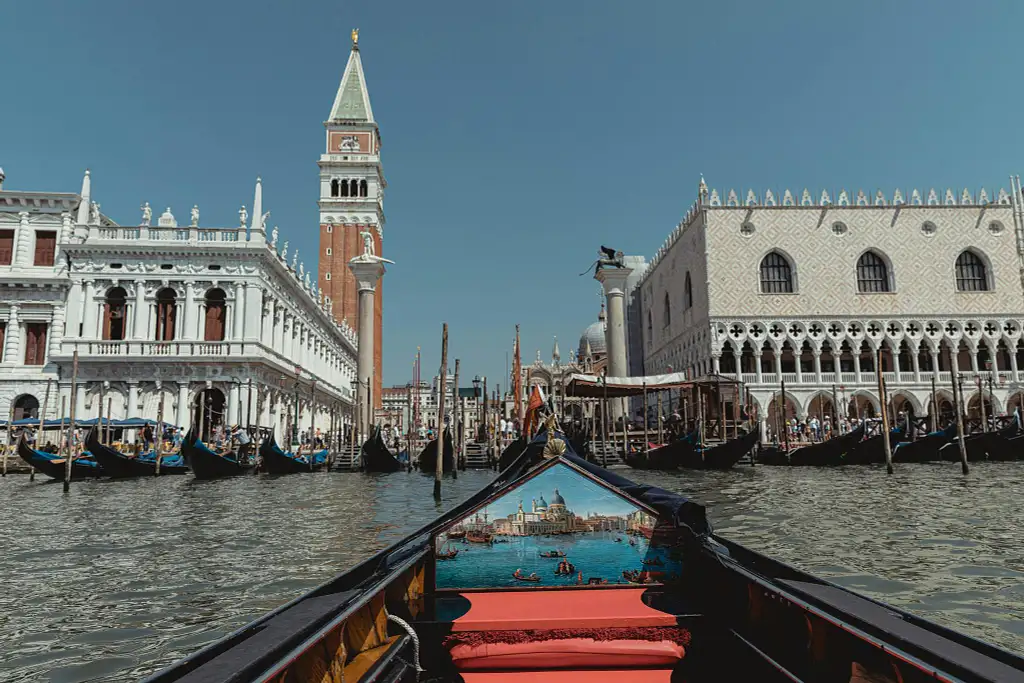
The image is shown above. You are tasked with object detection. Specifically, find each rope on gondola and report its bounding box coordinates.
[385,608,424,678]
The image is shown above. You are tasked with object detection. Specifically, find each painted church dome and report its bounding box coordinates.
[550,489,566,506]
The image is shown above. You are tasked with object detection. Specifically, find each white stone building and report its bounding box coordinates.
[632,177,1024,432]
[0,169,358,440]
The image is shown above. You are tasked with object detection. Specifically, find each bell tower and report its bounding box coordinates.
[318,28,385,409]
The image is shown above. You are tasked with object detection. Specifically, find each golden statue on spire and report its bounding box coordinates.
[351,28,359,48]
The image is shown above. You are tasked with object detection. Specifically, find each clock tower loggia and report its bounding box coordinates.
[318,28,385,410]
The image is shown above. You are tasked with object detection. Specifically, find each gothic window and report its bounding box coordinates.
[155,287,177,341]
[204,288,226,342]
[325,272,332,281]
[330,179,340,197]
[326,247,332,256]
[102,286,128,341]
[359,179,368,197]
[683,272,693,309]
[955,250,989,291]
[340,180,349,198]
[759,251,794,293]
[0,230,13,265]
[33,231,56,267]
[24,323,47,365]
[663,293,671,328]
[856,251,891,293]
[349,180,359,197]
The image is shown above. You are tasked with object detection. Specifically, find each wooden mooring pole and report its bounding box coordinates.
[452,358,460,479]
[64,350,79,492]
[37,380,52,475]
[154,389,165,476]
[876,349,894,475]
[642,382,649,452]
[656,390,663,444]
[3,397,12,478]
[434,323,448,500]
[930,376,938,433]
[953,372,969,475]
[600,371,609,468]
[780,379,789,459]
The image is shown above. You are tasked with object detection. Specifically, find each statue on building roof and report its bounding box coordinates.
[90,202,101,224]
[141,202,152,226]
[281,241,288,260]
[292,250,299,271]
[191,205,199,227]
[271,225,279,247]
[351,28,359,47]
[261,211,270,232]
[298,261,305,279]
[239,205,248,228]
[305,272,311,289]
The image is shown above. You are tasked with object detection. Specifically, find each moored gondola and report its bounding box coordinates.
[361,425,404,473]
[626,431,699,470]
[781,423,866,466]
[939,422,1020,462]
[142,421,1024,683]
[892,424,957,463]
[417,427,454,474]
[679,428,759,469]
[16,434,103,480]
[258,431,328,474]
[844,425,906,465]
[181,429,255,479]
[85,426,188,477]
[497,434,527,471]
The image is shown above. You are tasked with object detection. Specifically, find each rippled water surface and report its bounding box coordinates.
[2,463,1023,682]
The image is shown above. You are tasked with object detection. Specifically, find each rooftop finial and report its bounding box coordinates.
[351,28,359,49]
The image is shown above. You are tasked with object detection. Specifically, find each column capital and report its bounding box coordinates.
[348,258,387,292]
[594,266,633,296]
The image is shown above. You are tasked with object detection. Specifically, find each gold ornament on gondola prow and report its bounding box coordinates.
[542,415,566,459]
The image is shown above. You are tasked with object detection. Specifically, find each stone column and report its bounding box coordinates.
[712,354,720,375]
[754,350,763,384]
[594,265,632,418]
[4,305,20,364]
[82,280,98,339]
[128,382,139,418]
[853,352,862,382]
[773,347,782,378]
[1010,348,1019,380]
[969,347,979,374]
[931,349,941,377]
[75,382,87,419]
[67,279,83,339]
[177,382,190,430]
[16,212,32,267]
[282,314,293,360]
[273,308,284,354]
[49,306,64,358]
[231,284,246,342]
[183,282,198,340]
[911,345,921,383]
[813,351,822,383]
[133,280,147,340]
[890,343,901,379]
[228,384,240,427]
[245,282,263,342]
[262,297,275,346]
[348,257,387,437]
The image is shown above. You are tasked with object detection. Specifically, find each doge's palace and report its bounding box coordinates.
[0,168,358,438]
[634,176,1024,433]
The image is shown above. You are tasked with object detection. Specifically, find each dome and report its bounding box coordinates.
[550,489,565,506]
[537,496,547,508]
[577,304,607,360]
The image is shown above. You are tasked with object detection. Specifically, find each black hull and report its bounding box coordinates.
[681,429,760,470]
[361,427,403,473]
[844,432,889,465]
[785,425,866,466]
[893,427,956,463]
[940,424,1019,462]
[417,430,454,474]
[85,427,188,477]
[258,433,328,474]
[498,436,527,471]
[627,437,696,470]
[755,444,790,465]
[182,430,254,479]
[16,436,103,480]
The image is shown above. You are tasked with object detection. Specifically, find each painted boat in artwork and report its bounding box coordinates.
[84,426,188,477]
[181,429,255,479]
[258,431,328,474]
[17,434,103,480]
[141,422,1024,683]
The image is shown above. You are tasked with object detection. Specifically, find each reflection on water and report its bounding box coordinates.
[2,463,1023,682]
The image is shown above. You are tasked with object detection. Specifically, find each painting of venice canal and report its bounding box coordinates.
[435,462,682,589]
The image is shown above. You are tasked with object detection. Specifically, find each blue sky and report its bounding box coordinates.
[3,1,1022,387]
[471,464,640,520]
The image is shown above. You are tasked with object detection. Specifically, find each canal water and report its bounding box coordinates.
[2,463,1023,682]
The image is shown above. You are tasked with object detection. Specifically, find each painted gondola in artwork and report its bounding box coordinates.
[677,429,759,470]
[258,431,328,474]
[84,426,189,477]
[143,419,1024,683]
[782,424,867,466]
[361,425,404,473]
[181,429,255,479]
[17,434,103,480]
[417,427,454,474]
[892,424,957,463]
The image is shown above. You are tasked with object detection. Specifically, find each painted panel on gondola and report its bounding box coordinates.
[435,461,682,589]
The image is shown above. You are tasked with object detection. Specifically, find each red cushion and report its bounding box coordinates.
[450,638,684,671]
[452,589,676,631]
[460,671,673,682]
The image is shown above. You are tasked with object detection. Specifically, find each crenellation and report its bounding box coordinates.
[820,190,831,206]
[838,190,849,206]
[961,188,973,205]
[928,188,939,205]
[856,189,869,206]
[945,189,956,205]
[782,189,795,206]
[893,189,904,205]
[801,189,812,206]
[745,189,757,206]
[979,188,989,204]
[726,189,738,207]
[709,189,720,206]
[874,190,886,206]
[765,189,776,206]
[911,189,922,205]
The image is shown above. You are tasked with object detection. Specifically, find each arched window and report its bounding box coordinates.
[330,179,339,197]
[155,287,177,341]
[350,179,359,197]
[759,252,794,293]
[103,286,127,341]
[663,293,671,327]
[856,251,891,293]
[683,272,693,309]
[340,180,349,197]
[955,250,989,291]
[359,179,368,197]
[204,288,226,342]
[647,310,653,339]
